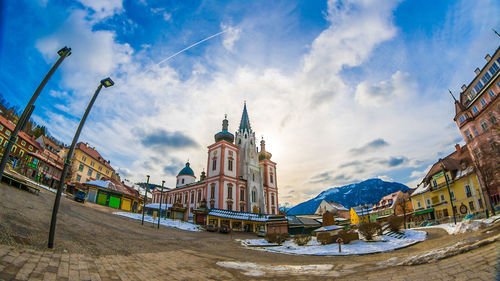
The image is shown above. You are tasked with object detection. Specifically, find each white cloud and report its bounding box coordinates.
[355,71,414,106]
[76,0,124,20]
[221,23,241,51]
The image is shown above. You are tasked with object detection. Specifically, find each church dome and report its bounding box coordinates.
[214,116,234,143]
[177,162,195,176]
[258,138,272,161]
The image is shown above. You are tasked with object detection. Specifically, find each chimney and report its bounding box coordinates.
[455,144,461,154]
[461,84,467,91]
[474,68,481,75]
[485,54,491,62]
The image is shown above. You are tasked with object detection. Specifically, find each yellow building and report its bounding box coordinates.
[63,142,115,184]
[350,206,372,225]
[411,145,486,225]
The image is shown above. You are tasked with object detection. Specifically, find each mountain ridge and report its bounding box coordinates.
[287,178,410,215]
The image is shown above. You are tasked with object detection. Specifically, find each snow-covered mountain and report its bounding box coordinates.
[287,178,410,215]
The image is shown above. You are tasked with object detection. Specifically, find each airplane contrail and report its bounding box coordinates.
[157,29,229,66]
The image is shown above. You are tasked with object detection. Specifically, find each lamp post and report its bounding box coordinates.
[0,47,71,181]
[440,160,457,225]
[48,77,114,249]
[158,180,165,229]
[141,175,150,226]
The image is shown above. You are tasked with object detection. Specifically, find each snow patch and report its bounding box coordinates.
[114,212,202,232]
[415,220,487,235]
[240,230,426,255]
[217,261,334,277]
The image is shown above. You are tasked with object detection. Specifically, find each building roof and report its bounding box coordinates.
[314,225,344,232]
[286,215,321,226]
[177,162,195,176]
[145,203,172,210]
[0,115,42,151]
[352,207,373,215]
[372,191,401,211]
[207,209,271,222]
[422,145,471,184]
[84,178,140,199]
[76,142,114,170]
[238,102,252,132]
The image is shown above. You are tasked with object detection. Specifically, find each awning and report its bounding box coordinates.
[414,208,434,215]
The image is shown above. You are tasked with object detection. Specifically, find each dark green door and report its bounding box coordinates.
[97,192,108,205]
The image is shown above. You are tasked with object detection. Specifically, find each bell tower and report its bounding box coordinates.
[235,102,265,213]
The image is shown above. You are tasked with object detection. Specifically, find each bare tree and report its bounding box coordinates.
[395,192,411,229]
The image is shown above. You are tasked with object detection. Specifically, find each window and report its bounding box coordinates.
[432,179,437,187]
[227,203,232,210]
[480,98,486,106]
[445,173,450,182]
[440,194,445,202]
[21,140,26,146]
[227,185,232,199]
[76,175,81,182]
[28,145,33,151]
[465,185,472,197]
[450,191,455,200]
[426,199,431,207]
[87,169,92,176]
[96,173,101,179]
[78,164,84,171]
[98,166,102,171]
[210,202,215,209]
[181,178,185,184]
[472,106,478,114]
[459,115,465,123]
[210,184,215,199]
[490,90,496,98]
[5,130,10,136]
[481,120,488,131]
[240,189,245,201]
[252,173,255,181]
[81,155,86,162]
[228,159,233,171]
[197,190,201,202]
[212,158,217,170]
[90,161,95,167]
[490,63,499,75]
[472,126,479,136]
[469,201,475,211]
[271,194,275,206]
[0,125,3,131]
[105,170,109,175]
[417,201,421,208]
[240,205,245,212]
[490,113,498,124]
[191,192,194,204]
[252,189,256,203]
[270,170,274,184]
[465,130,473,142]
[478,199,484,209]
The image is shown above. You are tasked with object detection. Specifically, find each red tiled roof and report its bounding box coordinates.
[423,145,471,183]
[0,115,42,151]
[76,142,114,170]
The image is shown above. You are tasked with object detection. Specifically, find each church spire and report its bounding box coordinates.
[239,101,252,132]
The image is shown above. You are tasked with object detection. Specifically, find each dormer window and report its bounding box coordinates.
[472,106,478,114]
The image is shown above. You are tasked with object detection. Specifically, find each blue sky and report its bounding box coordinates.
[1,0,499,205]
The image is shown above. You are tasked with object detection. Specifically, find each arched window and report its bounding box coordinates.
[270,170,274,184]
[197,190,202,202]
[240,189,245,201]
[271,194,275,206]
[252,188,257,203]
[184,193,188,203]
[181,178,185,184]
[212,158,217,170]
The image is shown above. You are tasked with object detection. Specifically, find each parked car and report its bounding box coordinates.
[206,224,218,232]
[74,190,87,203]
[219,225,231,234]
[257,229,266,237]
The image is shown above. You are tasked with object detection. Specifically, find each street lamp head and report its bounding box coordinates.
[100,77,114,88]
[57,46,71,57]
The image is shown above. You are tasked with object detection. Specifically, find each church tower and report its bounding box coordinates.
[235,103,266,213]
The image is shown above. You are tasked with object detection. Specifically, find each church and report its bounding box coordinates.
[151,103,279,220]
